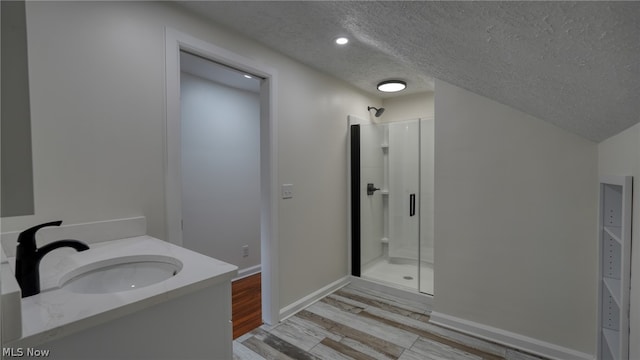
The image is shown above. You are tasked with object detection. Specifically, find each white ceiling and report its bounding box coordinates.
[177,1,640,142]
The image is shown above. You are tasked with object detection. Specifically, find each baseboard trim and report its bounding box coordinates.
[279,276,350,321]
[233,265,261,281]
[429,312,594,360]
[349,275,433,307]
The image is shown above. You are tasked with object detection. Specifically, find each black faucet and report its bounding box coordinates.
[15,221,90,297]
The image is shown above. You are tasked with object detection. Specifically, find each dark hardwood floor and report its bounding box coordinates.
[232,273,262,339]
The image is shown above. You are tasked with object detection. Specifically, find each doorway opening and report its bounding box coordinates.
[165,29,279,327]
[180,51,262,337]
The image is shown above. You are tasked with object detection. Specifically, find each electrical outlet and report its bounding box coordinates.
[282,184,293,199]
[242,245,249,258]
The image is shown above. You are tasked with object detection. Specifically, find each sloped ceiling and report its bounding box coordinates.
[177,1,640,142]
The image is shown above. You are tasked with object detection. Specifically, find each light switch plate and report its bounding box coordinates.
[282,184,293,199]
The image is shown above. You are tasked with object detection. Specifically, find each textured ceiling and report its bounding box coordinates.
[177,1,640,142]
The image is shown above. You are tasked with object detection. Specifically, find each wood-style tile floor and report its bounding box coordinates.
[233,283,547,360]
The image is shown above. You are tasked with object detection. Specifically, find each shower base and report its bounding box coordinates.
[362,257,433,295]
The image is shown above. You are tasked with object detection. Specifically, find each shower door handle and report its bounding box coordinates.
[409,194,416,216]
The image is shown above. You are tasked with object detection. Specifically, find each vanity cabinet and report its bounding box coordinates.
[598,176,632,360]
[27,282,233,359]
[1,225,237,360]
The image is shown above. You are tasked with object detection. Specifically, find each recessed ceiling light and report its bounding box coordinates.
[244,74,253,79]
[335,37,349,45]
[377,80,407,93]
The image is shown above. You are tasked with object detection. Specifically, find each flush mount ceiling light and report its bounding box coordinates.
[335,37,349,45]
[243,74,253,79]
[377,80,407,93]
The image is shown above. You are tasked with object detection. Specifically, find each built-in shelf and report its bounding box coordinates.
[598,176,631,360]
[603,328,621,360]
[603,277,622,307]
[382,127,390,247]
[604,226,622,244]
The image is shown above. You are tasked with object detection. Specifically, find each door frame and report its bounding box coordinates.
[164,28,279,325]
[346,115,368,278]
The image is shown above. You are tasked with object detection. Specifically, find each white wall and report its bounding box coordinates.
[381,91,434,122]
[0,1,379,312]
[597,122,640,359]
[434,80,598,354]
[180,72,260,272]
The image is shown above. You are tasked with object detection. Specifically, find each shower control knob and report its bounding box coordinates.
[367,183,380,196]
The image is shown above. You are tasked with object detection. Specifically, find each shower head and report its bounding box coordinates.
[368,106,385,117]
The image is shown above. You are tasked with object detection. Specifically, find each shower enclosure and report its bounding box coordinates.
[349,116,433,295]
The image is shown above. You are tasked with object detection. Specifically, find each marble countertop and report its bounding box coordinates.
[3,236,237,347]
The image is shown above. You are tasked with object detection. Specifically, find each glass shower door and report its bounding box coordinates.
[387,120,420,290]
[419,118,434,295]
[352,120,420,291]
[351,118,432,294]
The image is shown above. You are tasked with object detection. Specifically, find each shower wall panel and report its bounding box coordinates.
[359,124,385,266]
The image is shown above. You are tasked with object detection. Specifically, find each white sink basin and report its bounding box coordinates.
[60,255,182,294]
